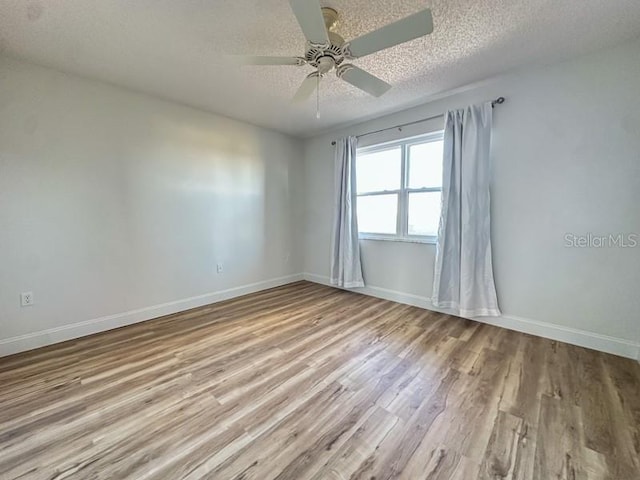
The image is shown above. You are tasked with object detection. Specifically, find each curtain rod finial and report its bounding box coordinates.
[492,96,505,107]
[331,140,336,146]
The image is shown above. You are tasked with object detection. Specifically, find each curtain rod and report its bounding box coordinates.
[330,96,505,146]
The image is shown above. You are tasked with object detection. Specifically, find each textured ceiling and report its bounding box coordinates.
[1,0,640,137]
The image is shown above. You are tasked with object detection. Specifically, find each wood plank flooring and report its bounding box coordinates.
[1,281,639,479]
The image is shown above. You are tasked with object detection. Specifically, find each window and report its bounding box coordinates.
[356,132,444,243]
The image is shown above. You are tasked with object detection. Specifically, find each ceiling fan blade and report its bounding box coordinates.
[337,65,391,97]
[289,0,329,45]
[292,74,318,103]
[233,56,305,66]
[346,9,433,58]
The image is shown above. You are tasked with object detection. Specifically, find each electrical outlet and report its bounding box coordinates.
[21,292,34,307]
[216,263,224,274]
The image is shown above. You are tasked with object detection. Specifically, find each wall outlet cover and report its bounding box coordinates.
[21,292,34,307]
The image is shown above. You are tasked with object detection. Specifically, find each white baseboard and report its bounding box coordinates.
[5,272,637,362]
[0,274,304,358]
[304,273,640,360]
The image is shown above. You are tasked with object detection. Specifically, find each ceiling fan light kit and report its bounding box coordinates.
[238,0,434,115]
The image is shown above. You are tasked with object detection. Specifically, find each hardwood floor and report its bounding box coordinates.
[1,281,639,479]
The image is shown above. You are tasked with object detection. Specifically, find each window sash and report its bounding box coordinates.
[356,131,443,241]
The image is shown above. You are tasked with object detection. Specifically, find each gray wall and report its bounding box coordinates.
[0,57,305,354]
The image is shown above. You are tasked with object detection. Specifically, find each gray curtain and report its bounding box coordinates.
[330,136,365,288]
[432,102,501,316]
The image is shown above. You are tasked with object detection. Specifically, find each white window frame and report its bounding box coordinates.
[356,131,444,244]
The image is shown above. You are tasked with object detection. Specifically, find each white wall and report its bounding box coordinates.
[303,38,640,358]
[0,57,305,355]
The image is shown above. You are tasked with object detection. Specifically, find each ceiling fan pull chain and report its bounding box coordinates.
[316,73,321,119]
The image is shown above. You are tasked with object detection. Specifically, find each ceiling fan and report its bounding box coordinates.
[237,0,434,103]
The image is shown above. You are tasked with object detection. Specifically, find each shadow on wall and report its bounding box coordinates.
[128,114,267,287]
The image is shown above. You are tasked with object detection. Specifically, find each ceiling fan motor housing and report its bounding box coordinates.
[305,8,345,73]
[305,31,345,71]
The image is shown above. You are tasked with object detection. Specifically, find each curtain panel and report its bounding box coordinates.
[432,103,501,317]
[330,136,365,288]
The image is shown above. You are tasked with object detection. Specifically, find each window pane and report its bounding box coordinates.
[357,194,397,234]
[356,147,401,193]
[408,141,443,189]
[408,191,441,236]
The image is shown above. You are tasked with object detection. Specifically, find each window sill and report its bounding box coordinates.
[359,235,437,245]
